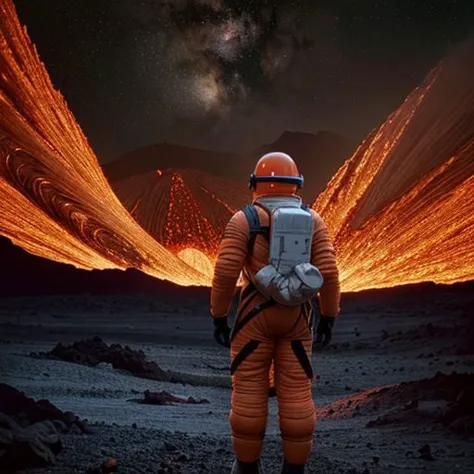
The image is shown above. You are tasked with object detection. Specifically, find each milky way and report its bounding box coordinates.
[13,0,474,158]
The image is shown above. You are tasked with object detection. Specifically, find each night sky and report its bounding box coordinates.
[14,0,474,162]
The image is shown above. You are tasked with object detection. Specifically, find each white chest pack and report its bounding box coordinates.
[242,196,324,306]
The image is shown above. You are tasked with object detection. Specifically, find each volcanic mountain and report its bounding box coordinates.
[103,143,239,184]
[103,131,356,203]
[111,169,248,257]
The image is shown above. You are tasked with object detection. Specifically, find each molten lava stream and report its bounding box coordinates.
[1,0,473,291]
[315,40,474,291]
[0,0,210,286]
[112,168,248,258]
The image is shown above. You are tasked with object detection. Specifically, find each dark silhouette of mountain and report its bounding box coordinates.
[103,131,357,202]
[102,143,239,183]
[0,236,207,298]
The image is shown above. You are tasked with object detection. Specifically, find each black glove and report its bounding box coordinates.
[213,317,231,348]
[315,316,335,346]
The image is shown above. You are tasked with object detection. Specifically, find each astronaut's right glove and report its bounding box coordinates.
[213,317,231,348]
[315,315,335,346]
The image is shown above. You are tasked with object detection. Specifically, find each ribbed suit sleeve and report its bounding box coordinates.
[211,211,249,318]
[310,211,341,317]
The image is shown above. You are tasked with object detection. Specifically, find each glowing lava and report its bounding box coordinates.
[0,0,473,292]
[112,168,247,257]
[177,248,215,279]
[314,41,474,292]
[0,0,208,287]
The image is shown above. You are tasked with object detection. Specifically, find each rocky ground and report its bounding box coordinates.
[0,284,473,473]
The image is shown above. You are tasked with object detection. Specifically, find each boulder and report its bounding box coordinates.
[35,337,170,382]
[0,414,61,471]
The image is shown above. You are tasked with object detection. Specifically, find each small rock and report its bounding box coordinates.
[102,458,118,473]
[76,419,91,434]
[404,400,419,410]
[165,441,178,452]
[63,411,76,426]
[68,423,83,435]
[52,419,68,433]
[176,453,189,462]
[418,444,434,461]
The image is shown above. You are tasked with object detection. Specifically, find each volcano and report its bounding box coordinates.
[103,143,239,184]
[104,131,356,204]
[112,169,248,256]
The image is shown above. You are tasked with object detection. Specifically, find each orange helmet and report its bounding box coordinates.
[249,152,304,195]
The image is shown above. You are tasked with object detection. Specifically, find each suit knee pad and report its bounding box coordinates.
[279,413,316,442]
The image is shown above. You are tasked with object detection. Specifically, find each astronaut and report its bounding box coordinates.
[210,152,341,474]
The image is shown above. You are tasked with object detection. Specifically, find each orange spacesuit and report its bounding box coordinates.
[211,152,340,474]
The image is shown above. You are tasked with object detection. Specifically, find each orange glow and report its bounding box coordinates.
[0,0,209,287]
[177,248,215,279]
[112,168,247,257]
[0,0,472,292]
[314,42,474,291]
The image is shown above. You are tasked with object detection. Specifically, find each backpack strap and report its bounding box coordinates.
[242,204,269,245]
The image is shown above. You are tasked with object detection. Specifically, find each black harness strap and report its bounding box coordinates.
[230,339,261,375]
[231,204,273,343]
[231,299,277,342]
[291,340,314,379]
[236,290,258,321]
[242,203,261,231]
[242,204,269,246]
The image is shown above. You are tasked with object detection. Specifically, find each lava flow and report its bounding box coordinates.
[0,0,473,291]
[112,168,247,257]
[0,0,209,286]
[315,40,474,291]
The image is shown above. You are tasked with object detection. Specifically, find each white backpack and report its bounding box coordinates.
[242,196,324,306]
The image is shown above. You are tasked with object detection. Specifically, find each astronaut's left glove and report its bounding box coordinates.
[213,317,231,348]
[315,315,335,346]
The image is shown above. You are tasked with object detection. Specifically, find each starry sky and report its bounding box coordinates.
[14,0,474,162]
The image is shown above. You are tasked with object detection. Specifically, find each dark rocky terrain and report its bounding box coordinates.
[0,282,473,473]
[0,236,207,298]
